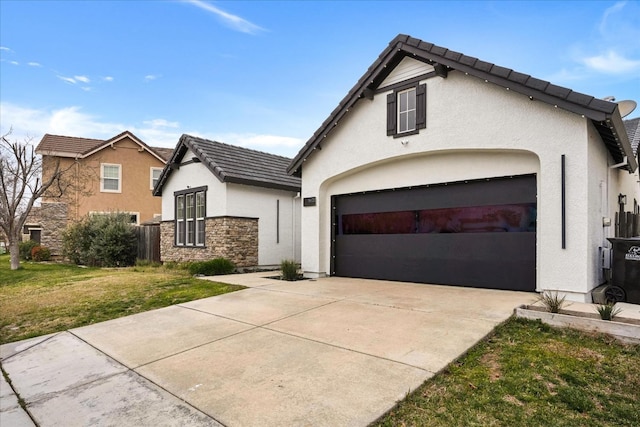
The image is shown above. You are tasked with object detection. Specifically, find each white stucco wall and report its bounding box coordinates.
[160,149,227,221]
[227,183,301,265]
[299,69,609,301]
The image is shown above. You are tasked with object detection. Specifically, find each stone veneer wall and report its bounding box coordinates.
[25,202,69,257]
[160,216,258,267]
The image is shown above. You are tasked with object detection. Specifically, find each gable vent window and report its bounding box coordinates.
[387,83,426,137]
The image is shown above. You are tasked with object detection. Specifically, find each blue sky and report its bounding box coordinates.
[1,0,639,157]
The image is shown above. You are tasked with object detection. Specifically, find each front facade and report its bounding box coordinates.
[289,35,639,302]
[31,131,172,254]
[154,135,301,267]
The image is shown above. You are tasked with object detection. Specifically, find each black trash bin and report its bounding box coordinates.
[606,237,640,304]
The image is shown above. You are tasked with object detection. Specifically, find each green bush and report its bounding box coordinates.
[280,259,299,281]
[188,258,235,276]
[31,246,51,262]
[62,213,137,267]
[19,240,39,260]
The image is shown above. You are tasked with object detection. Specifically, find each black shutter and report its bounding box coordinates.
[386,92,396,136]
[416,83,426,130]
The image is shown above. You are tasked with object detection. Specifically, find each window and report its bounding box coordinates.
[176,195,185,245]
[101,163,121,192]
[174,186,207,247]
[196,191,205,245]
[150,168,163,190]
[387,83,426,137]
[398,88,416,133]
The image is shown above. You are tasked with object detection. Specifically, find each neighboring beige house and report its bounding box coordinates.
[27,130,172,254]
[288,34,639,302]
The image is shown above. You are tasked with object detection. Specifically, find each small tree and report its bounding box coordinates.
[0,130,69,270]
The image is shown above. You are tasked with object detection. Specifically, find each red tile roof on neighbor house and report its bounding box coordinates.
[35,130,173,162]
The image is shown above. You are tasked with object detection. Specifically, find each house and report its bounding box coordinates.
[30,130,172,254]
[153,134,301,267]
[287,34,639,302]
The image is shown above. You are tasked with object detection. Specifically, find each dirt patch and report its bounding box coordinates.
[480,351,502,382]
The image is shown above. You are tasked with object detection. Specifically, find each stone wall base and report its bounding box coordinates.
[160,216,258,267]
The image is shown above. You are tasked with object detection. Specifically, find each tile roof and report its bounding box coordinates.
[288,34,636,175]
[36,134,103,156]
[35,131,172,162]
[624,117,640,157]
[153,134,301,195]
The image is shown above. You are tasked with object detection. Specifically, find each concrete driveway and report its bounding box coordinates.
[1,273,532,426]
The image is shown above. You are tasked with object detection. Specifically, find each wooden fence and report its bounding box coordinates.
[134,224,161,263]
[615,203,640,238]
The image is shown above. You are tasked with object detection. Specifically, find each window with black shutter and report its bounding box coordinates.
[387,83,426,138]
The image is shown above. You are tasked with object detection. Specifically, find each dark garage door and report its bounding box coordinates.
[332,175,536,292]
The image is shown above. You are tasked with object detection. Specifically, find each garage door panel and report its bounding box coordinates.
[335,233,535,291]
[332,175,536,292]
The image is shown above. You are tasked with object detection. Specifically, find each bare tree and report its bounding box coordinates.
[0,129,70,269]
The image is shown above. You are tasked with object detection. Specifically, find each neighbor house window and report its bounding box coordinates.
[150,168,163,190]
[174,186,207,247]
[101,163,121,192]
[387,83,426,137]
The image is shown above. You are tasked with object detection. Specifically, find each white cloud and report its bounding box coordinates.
[143,118,180,128]
[599,1,627,36]
[582,50,640,74]
[102,76,114,82]
[0,102,303,156]
[144,74,158,81]
[0,46,13,52]
[9,61,19,65]
[218,133,304,156]
[81,87,92,92]
[186,0,265,34]
[27,62,42,67]
[74,75,90,83]
[57,75,76,84]
[0,102,125,143]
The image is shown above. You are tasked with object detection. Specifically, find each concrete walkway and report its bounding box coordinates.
[1,273,533,426]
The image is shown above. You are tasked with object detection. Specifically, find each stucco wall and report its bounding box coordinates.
[227,183,301,265]
[299,69,604,301]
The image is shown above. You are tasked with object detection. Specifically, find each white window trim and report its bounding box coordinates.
[397,87,417,134]
[150,167,163,190]
[101,163,122,193]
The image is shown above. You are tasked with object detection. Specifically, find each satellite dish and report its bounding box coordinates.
[617,100,637,118]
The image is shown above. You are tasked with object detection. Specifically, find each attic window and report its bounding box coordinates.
[387,83,426,137]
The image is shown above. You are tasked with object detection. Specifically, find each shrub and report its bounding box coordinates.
[280,259,299,281]
[188,258,235,276]
[596,303,622,321]
[536,291,566,314]
[31,246,51,262]
[62,213,137,267]
[19,240,39,260]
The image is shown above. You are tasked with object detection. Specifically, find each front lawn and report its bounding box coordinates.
[0,255,244,344]
[374,317,640,427]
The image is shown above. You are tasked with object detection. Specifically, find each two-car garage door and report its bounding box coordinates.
[331,174,536,292]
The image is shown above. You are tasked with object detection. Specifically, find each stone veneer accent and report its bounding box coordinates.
[160,216,258,267]
[24,202,68,256]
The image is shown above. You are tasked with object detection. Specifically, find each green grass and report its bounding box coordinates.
[374,317,640,427]
[0,254,244,344]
